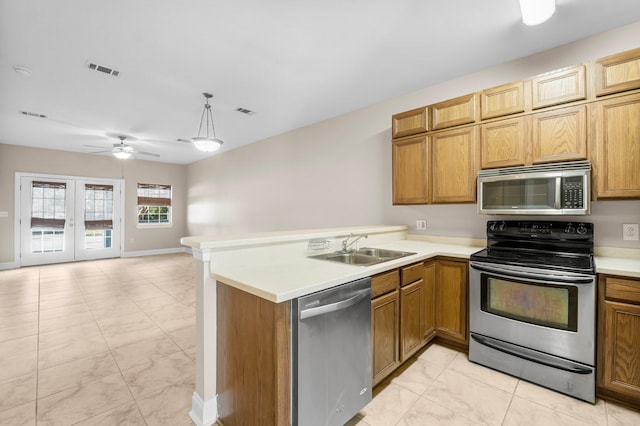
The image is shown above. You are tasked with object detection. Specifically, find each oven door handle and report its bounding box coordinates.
[470,262,595,284]
[471,334,593,374]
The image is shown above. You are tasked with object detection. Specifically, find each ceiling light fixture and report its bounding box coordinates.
[192,93,223,152]
[113,150,132,160]
[519,0,556,26]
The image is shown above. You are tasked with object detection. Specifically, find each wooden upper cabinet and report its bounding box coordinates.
[431,126,479,203]
[392,107,429,139]
[532,65,587,109]
[392,135,429,204]
[531,104,588,165]
[481,116,530,169]
[481,81,526,120]
[595,47,640,97]
[431,93,478,130]
[593,93,640,199]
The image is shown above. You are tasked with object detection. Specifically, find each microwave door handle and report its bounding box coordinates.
[555,177,562,209]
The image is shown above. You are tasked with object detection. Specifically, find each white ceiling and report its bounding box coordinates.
[1,0,640,165]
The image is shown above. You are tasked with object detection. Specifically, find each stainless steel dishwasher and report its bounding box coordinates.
[292,277,372,426]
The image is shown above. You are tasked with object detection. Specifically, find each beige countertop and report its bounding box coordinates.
[182,226,640,302]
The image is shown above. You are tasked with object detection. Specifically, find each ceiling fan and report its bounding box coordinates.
[85,135,160,160]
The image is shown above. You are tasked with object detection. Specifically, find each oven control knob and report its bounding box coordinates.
[565,224,575,234]
[490,223,497,231]
[577,224,587,235]
[499,222,507,231]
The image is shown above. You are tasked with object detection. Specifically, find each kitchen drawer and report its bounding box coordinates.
[371,269,399,298]
[401,263,423,286]
[604,276,640,305]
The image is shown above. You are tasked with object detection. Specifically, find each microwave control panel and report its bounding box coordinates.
[561,176,584,209]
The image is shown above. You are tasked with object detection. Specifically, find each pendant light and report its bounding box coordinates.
[519,0,556,26]
[192,93,224,152]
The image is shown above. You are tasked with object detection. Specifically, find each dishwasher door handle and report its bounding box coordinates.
[300,289,370,320]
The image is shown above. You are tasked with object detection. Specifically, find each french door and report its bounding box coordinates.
[19,175,122,266]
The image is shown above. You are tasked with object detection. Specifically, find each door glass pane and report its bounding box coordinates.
[84,184,114,249]
[481,276,578,331]
[30,181,66,253]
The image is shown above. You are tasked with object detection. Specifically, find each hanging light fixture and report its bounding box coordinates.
[519,0,556,26]
[192,92,224,152]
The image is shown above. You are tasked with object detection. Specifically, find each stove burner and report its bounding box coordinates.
[471,220,595,274]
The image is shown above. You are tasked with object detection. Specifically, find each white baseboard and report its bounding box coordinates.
[0,261,19,271]
[189,392,218,426]
[123,247,189,258]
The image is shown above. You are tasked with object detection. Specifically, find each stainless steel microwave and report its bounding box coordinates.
[478,161,591,215]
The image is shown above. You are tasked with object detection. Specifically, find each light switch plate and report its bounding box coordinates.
[0,211,8,218]
[416,219,427,230]
[623,223,639,241]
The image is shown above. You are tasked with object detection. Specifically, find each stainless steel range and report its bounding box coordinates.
[469,220,596,403]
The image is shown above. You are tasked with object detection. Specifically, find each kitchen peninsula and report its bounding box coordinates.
[181,225,640,426]
[180,225,482,426]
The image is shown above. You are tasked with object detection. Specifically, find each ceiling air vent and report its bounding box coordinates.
[87,61,120,77]
[19,110,47,119]
[236,107,256,115]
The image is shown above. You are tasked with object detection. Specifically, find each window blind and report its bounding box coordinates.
[137,183,172,206]
[31,181,66,229]
[84,183,114,230]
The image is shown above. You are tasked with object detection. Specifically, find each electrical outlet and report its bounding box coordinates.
[623,223,639,241]
[416,219,427,230]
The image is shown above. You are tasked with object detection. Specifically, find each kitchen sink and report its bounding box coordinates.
[309,247,416,266]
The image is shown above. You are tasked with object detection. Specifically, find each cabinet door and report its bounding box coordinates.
[400,280,424,361]
[531,104,587,164]
[372,290,400,386]
[481,116,530,169]
[423,261,436,341]
[431,126,479,203]
[435,260,468,345]
[594,47,640,96]
[431,93,478,130]
[532,65,586,109]
[594,93,640,199]
[481,81,526,120]
[600,300,640,400]
[392,107,428,138]
[392,135,429,204]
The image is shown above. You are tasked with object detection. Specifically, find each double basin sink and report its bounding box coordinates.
[310,247,416,266]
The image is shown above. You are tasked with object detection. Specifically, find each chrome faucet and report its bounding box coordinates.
[342,233,368,252]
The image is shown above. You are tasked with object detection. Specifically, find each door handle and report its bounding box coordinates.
[299,289,370,320]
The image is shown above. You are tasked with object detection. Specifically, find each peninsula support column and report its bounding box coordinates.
[189,248,218,426]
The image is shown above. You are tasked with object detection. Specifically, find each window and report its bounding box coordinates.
[137,183,172,226]
[84,184,114,249]
[30,181,67,253]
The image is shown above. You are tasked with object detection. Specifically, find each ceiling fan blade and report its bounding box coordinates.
[136,151,161,158]
[176,138,193,144]
[83,144,111,149]
[88,150,112,154]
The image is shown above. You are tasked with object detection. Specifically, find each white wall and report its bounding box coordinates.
[186,21,640,249]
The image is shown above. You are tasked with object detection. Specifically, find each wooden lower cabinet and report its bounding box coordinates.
[371,258,469,386]
[597,275,640,406]
[435,259,469,346]
[372,289,400,386]
[217,283,291,426]
[423,260,436,341]
[400,279,425,361]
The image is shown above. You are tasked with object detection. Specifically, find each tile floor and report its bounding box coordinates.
[0,253,196,426]
[352,344,640,426]
[1,253,639,425]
